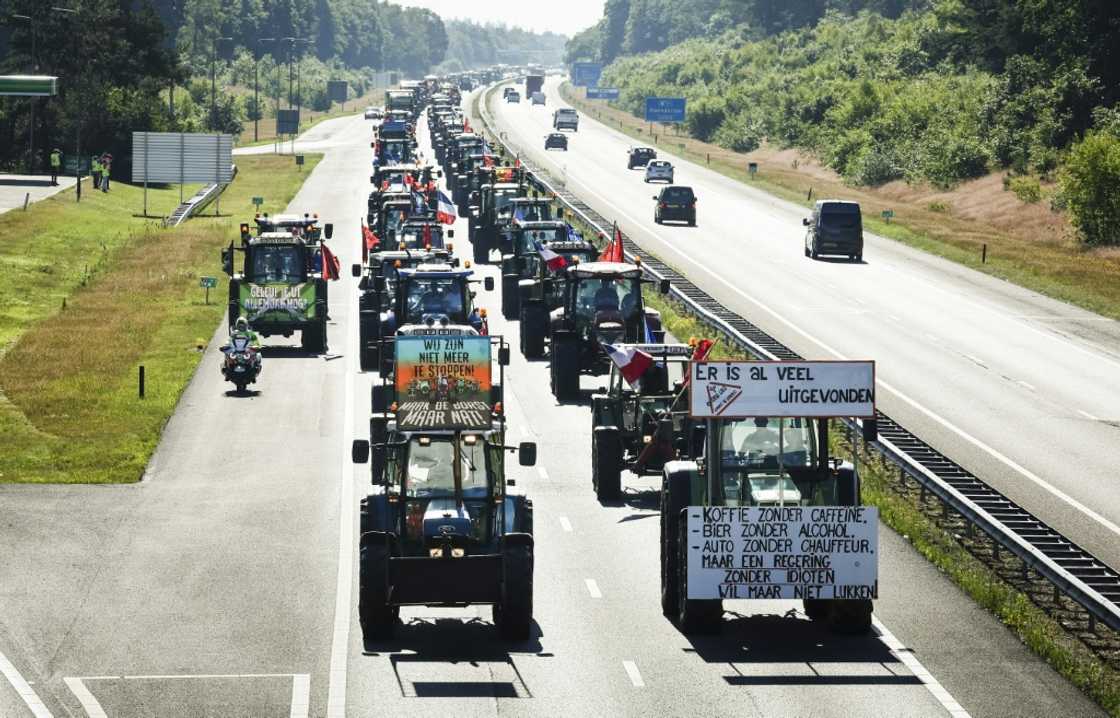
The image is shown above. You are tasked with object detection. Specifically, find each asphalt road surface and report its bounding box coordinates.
[0,99,1102,718]
[487,77,1120,574]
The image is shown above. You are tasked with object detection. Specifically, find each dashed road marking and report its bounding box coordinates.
[559,516,573,532]
[537,466,549,480]
[0,648,52,718]
[1078,409,1100,421]
[585,579,602,598]
[289,673,310,718]
[1016,380,1035,392]
[622,660,645,688]
[963,354,987,369]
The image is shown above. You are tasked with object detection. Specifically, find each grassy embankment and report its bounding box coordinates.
[234,88,384,147]
[560,83,1120,321]
[0,153,321,483]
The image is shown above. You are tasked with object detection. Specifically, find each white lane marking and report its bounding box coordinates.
[584,579,602,598]
[559,516,573,532]
[112,673,302,680]
[887,314,901,322]
[537,466,549,480]
[63,677,105,718]
[290,673,311,718]
[1017,380,1035,392]
[874,618,971,718]
[1078,409,1100,421]
[0,649,52,718]
[622,660,645,688]
[489,111,1120,540]
[327,268,359,718]
[963,354,987,369]
[924,333,941,345]
[519,425,529,438]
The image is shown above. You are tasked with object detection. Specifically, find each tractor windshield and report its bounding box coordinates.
[574,276,641,320]
[718,418,819,507]
[405,437,488,499]
[251,245,305,284]
[403,276,467,321]
[399,226,444,250]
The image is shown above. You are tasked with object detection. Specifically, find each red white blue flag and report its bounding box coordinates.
[602,343,654,386]
[535,240,567,272]
[436,190,456,225]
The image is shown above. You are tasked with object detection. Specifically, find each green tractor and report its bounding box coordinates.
[222,218,333,353]
[660,360,878,636]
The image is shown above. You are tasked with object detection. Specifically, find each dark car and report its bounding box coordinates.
[804,200,863,261]
[545,133,568,151]
[653,186,696,226]
[627,147,657,169]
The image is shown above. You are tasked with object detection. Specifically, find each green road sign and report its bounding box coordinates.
[200,277,218,289]
[0,75,58,96]
[881,209,895,222]
[252,196,264,207]
[295,155,305,166]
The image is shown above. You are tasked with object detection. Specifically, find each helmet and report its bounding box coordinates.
[234,317,249,332]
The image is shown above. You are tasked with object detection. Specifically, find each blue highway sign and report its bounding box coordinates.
[644,97,686,123]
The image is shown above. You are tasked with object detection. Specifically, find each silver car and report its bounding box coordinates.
[644,160,674,183]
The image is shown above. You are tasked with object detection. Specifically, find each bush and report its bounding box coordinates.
[1059,131,1120,245]
[1008,175,1042,203]
[713,112,761,153]
[686,96,726,142]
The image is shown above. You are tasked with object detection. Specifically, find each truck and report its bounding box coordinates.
[222,216,333,353]
[660,359,879,635]
[525,74,545,96]
[353,332,538,640]
[384,89,416,118]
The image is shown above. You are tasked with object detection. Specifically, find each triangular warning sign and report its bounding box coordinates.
[705,381,742,416]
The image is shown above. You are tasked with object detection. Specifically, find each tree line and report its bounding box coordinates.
[569,0,1120,245]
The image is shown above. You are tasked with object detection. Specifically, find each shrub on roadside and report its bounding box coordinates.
[1008,175,1042,204]
[1059,131,1120,246]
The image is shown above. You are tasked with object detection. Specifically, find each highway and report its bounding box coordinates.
[487,77,1120,573]
[0,96,1102,718]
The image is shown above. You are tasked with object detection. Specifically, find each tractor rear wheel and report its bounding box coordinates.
[593,428,622,501]
[358,534,395,641]
[494,541,534,641]
[550,333,580,401]
[676,519,723,634]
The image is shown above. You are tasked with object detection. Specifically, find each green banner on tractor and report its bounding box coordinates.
[395,336,492,430]
[240,282,316,323]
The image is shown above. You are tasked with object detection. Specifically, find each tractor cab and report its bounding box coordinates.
[500,224,596,319]
[660,359,879,635]
[352,334,538,640]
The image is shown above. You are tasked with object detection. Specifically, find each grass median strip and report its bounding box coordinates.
[0,153,321,483]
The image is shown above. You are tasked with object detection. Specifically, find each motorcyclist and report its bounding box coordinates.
[224,317,261,354]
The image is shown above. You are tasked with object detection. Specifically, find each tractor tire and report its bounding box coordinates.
[473,235,488,265]
[519,304,547,358]
[660,469,690,617]
[501,275,520,320]
[550,333,581,402]
[379,346,393,378]
[494,539,534,641]
[592,427,622,501]
[359,319,377,372]
[676,519,722,634]
[827,599,873,635]
[371,384,391,413]
[358,534,395,641]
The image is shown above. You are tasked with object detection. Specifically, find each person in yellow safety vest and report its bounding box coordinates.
[101,154,111,192]
[91,155,102,190]
[49,149,62,186]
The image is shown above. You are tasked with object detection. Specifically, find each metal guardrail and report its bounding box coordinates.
[164,164,238,227]
[474,82,1120,636]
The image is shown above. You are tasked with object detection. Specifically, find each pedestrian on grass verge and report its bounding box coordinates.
[49,149,62,186]
[91,155,102,190]
[101,154,112,192]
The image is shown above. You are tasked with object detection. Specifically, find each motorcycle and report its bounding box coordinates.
[221,334,262,392]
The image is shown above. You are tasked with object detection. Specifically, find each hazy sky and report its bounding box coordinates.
[391,0,605,37]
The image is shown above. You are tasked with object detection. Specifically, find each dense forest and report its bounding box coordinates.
[569,0,1120,245]
[438,19,566,73]
[0,0,561,175]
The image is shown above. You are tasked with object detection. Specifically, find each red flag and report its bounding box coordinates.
[483,155,494,168]
[681,339,715,389]
[321,243,341,281]
[599,222,624,263]
[464,118,472,133]
[423,223,432,248]
[603,343,654,386]
[363,223,379,255]
[515,156,521,168]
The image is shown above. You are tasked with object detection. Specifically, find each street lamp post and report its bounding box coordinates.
[209,36,233,131]
[12,6,74,177]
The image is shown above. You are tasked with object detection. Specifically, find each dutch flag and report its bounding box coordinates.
[535,240,567,272]
[602,343,654,386]
[436,190,457,225]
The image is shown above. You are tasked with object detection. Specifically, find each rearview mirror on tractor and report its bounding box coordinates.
[447,230,455,238]
[324,223,333,239]
[484,276,495,291]
[351,263,361,278]
[221,249,233,276]
[518,442,537,467]
[352,439,370,464]
[802,218,810,226]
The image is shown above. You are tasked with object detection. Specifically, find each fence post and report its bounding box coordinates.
[138,365,145,399]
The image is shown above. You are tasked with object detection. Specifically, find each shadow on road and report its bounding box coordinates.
[0,178,53,187]
[223,388,261,398]
[682,612,918,687]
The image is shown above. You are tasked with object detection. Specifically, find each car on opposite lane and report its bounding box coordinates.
[804,199,864,261]
[644,160,674,183]
[506,91,521,103]
[545,133,568,151]
[553,108,579,132]
[653,185,697,226]
[364,107,383,121]
[627,146,657,169]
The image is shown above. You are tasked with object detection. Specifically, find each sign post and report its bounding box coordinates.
[644,97,686,124]
[200,276,218,304]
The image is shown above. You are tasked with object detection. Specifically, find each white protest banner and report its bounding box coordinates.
[689,361,875,418]
[686,506,878,600]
